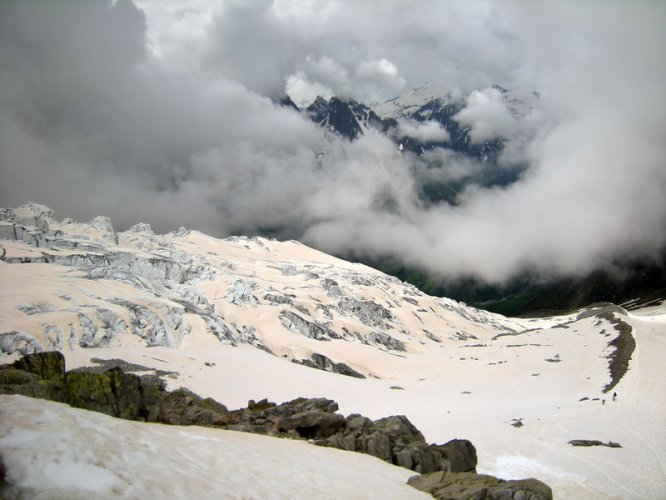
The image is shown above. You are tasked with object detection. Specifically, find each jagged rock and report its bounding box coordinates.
[159,387,229,425]
[431,439,478,473]
[407,471,553,499]
[215,396,475,475]
[277,409,347,438]
[292,353,365,378]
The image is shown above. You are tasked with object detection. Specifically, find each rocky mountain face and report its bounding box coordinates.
[0,203,528,376]
[297,84,536,167]
[305,96,387,140]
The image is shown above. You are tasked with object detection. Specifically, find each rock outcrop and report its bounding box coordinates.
[213,396,476,475]
[407,471,553,500]
[0,352,228,425]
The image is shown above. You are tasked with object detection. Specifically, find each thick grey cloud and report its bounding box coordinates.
[1,0,665,285]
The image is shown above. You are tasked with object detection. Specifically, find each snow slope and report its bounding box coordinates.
[1,203,665,498]
[0,395,428,499]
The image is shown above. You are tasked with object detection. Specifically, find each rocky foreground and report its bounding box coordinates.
[0,351,552,499]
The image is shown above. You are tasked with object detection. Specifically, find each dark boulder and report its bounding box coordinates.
[159,387,228,425]
[408,471,553,499]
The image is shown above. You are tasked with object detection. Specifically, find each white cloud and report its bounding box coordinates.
[356,58,406,94]
[454,88,516,144]
[285,72,334,108]
[397,120,450,144]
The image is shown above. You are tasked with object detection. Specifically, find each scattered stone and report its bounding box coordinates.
[511,418,524,428]
[390,385,405,390]
[569,440,622,448]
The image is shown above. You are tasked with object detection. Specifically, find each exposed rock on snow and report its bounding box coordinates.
[568,439,622,448]
[214,395,478,475]
[1,351,520,486]
[0,351,228,425]
[407,470,552,500]
[292,352,366,378]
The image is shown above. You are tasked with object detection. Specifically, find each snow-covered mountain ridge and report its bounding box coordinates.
[296,83,537,162]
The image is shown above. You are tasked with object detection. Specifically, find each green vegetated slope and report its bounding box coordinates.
[365,250,666,316]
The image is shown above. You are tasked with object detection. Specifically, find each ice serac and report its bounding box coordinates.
[0,203,529,377]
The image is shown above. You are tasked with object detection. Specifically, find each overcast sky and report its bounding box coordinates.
[1,0,665,283]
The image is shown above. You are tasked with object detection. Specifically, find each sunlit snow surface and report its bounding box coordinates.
[0,396,428,499]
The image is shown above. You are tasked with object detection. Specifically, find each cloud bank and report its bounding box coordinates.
[1,0,665,284]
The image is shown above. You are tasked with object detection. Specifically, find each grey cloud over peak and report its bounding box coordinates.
[1,0,665,285]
